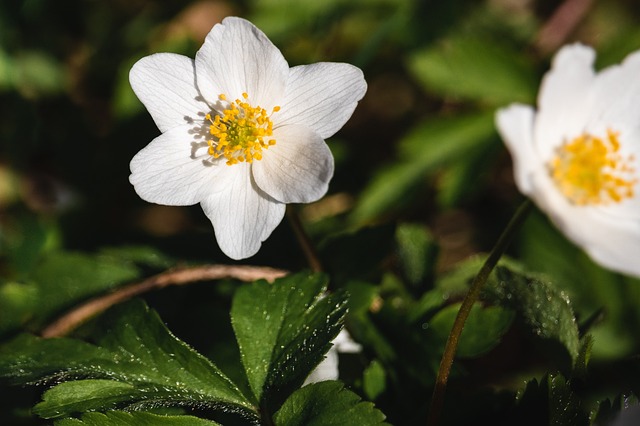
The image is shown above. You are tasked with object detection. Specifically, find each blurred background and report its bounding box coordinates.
[2,0,640,424]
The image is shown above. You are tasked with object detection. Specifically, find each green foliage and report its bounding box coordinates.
[54,411,220,426]
[3,0,640,425]
[0,274,386,424]
[231,272,348,409]
[350,112,496,224]
[407,34,537,105]
[273,381,388,425]
[437,257,581,369]
[0,247,172,336]
[0,300,255,419]
[428,303,514,358]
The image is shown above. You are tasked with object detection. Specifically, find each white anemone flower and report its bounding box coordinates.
[496,43,640,277]
[304,329,362,385]
[128,17,367,259]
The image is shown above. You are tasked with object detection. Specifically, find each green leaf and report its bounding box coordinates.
[0,300,255,419]
[514,374,586,425]
[407,33,536,105]
[548,374,584,426]
[437,257,581,369]
[54,410,220,425]
[350,112,495,225]
[273,381,388,425]
[362,360,386,401]
[231,273,348,409]
[428,302,514,358]
[590,393,640,426]
[486,265,581,368]
[395,223,438,290]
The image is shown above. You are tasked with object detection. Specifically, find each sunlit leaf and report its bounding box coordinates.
[0,300,255,420]
[273,381,388,425]
[54,410,220,425]
[231,273,348,409]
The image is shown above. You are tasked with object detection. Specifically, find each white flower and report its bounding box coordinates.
[496,43,640,277]
[304,329,362,385]
[128,17,367,260]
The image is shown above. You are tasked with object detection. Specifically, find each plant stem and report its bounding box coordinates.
[426,199,533,426]
[286,205,323,272]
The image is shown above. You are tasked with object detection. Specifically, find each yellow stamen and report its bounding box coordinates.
[549,129,637,205]
[206,93,280,166]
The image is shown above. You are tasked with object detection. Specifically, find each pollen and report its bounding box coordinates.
[549,129,637,205]
[206,93,280,166]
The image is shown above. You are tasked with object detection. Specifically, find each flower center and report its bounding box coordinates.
[206,93,280,166]
[548,129,637,205]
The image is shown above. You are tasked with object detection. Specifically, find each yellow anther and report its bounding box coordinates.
[205,92,278,166]
[218,94,226,101]
[549,129,637,205]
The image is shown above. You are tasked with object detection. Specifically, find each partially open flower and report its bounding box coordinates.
[129,17,367,259]
[496,43,640,277]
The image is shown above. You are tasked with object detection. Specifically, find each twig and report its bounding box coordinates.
[427,200,532,426]
[41,264,289,338]
[534,0,595,56]
[286,205,323,273]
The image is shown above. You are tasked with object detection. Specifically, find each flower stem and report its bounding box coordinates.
[286,205,323,273]
[426,199,533,426]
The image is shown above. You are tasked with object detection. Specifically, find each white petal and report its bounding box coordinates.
[201,164,286,260]
[535,43,596,161]
[495,104,538,195]
[129,124,225,205]
[582,211,640,278]
[194,17,288,111]
[275,62,367,139]
[588,48,640,130]
[529,172,640,278]
[129,53,208,132]
[304,349,339,385]
[332,329,362,353]
[252,124,334,204]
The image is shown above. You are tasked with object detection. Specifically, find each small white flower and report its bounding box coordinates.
[128,17,367,259]
[496,43,640,277]
[304,329,362,385]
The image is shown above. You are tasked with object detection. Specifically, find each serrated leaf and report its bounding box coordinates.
[54,410,220,425]
[514,374,586,425]
[487,265,581,367]
[407,34,536,105]
[548,374,584,426]
[591,393,640,426]
[231,273,348,409]
[350,112,495,225]
[272,381,388,426]
[437,257,581,369]
[0,300,255,419]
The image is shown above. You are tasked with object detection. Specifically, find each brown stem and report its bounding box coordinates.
[286,205,323,273]
[534,0,595,56]
[41,264,289,338]
[426,200,532,426]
